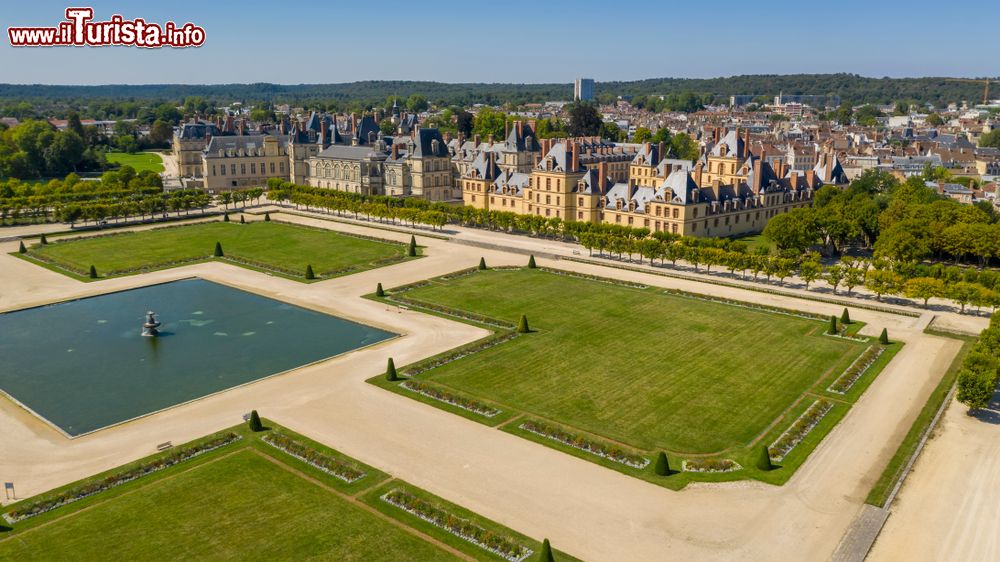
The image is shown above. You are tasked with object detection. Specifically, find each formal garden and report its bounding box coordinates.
[0,417,575,562]
[370,263,902,489]
[15,219,419,282]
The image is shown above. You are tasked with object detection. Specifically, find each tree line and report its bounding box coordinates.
[956,312,1000,411]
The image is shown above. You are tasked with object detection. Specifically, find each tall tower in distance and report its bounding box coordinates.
[574,78,595,102]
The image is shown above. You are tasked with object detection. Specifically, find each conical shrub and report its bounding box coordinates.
[214,241,223,257]
[264,212,271,222]
[539,539,554,562]
[240,215,246,224]
[386,358,398,381]
[40,233,48,245]
[305,264,315,280]
[841,308,851,325]
[527,255,537,268]
[88,265,97,279]
[828,315,838,335]
[376,283,385,297]
[18,240,26,254]
[248,410,263,432]
[478,257,487,270]
[408,235,417,257]
[517,315,530,334]
[757,445,774,471]
[653,451,671,476]
[223,212,230,222]
[879,328,889,345]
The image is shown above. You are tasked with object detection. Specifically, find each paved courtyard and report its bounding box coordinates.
[0,211,989,561]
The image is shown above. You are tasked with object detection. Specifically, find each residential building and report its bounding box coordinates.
[574,78,595,102]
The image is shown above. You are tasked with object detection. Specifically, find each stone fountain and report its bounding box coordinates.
[141,311,161,337]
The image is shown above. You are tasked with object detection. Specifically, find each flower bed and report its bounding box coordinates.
[827,346,885,394]
[681,458,742,473]
[768,400,834,462]
[402,332,518,377]
[401,381,501,418]
[388,295,515,329]
[519,420,649,469]
[381,489,533,562]
[821,330,869,343]
[3,432,241,524]
[538,266,647,289]
[262,432,366,483]
[664,289,827,321]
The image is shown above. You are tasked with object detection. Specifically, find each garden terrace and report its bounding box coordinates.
[18,220,416,281]
[0,421,578,562]
[371,267,902,487]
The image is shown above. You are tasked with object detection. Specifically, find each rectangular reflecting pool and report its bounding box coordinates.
[0,278,395,437]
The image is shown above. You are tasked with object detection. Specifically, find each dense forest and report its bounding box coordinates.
[0,74,992,118]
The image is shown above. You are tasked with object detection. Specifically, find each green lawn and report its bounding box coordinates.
[26,221,413,281]
[398,268,866,455]
[106,151,165,173]
[0,422,574,561]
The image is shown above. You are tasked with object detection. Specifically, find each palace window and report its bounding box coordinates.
[240,164,246,175]
[230,164,236,175]
[250,163,256,175]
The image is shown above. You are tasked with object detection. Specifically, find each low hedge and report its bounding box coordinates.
[519,419,648,469]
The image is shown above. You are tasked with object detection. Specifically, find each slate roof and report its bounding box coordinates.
[203,134,285,157]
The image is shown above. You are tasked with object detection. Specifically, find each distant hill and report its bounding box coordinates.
[0,74,993,108]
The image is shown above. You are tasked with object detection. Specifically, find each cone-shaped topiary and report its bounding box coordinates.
[240,215,246,224]
[841,308,851,325]
[653,451,671,476]
[89,265,97,279]
[386,357,398,381]
[828,315,838,335]
[879,328,889,345]
[264,212,271,222]
[18,240,26,254]
[214,241,224,257]
[539,539,554,562]
[408,235,417,257]
[376,283,385,297]
[517,315,530,333]
[40,233,48,245]
[248,410,263,432]
[305,264,315,280]
[223,212,230,222]
[757,445,774,471]
[528,255,537,268]
[478,257,487,270]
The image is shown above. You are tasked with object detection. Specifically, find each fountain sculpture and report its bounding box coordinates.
[141,311,161,337]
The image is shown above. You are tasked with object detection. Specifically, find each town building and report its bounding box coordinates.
[574,78,595,102]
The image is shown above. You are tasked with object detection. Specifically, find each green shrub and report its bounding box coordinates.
[305,264,315,280]
[829,315,838,335]
[879,328,889,345]
[517,315,530,333]
[528,255,537,268]
[841,308,851,325]
[386,357,398,381]
[40,233,48,245]
[240,215,246,224]
[408,235,417,257]
[264,212,271,222]
[248,410,263,432]
[756,445,774,471]
[539,538,554,562]
[213,241,224,257]
[653,451,671,476]
[223,212,230,222]
[376,282,385,297]
[478,257,487,270]
[88,265,97,279]
[18,240,26,254]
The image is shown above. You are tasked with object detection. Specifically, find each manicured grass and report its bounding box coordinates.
[864,332,974,507]
[106,151,164,173]
[24,220,413,281]
[397,268,867,454]
[0,421,572,561]
[730,232,774,252]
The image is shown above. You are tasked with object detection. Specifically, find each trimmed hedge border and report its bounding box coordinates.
[681,458,742,473]
[519,419,649,469]
[769,400,834,462]
[664,288,828,322]
[2,432,241,524]
[380,489,533,562]
[401,380,501,418]
[388,295,516,329]
[261,431,366,483]
[400,332,519,377]
[827,346,885,394]
[537,266,647,289]
[565,256,922,318]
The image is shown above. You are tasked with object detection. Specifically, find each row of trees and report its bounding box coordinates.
[956,313,1000,410]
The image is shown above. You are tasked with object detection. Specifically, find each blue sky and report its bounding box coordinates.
[1,0,997,84]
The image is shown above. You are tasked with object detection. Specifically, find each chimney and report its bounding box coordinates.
[694,161,704,186]
[743,128,751,156]
[391,142,399,160]
[473,134,481,147]
[789,173,799,190]
[504,120,509,139]
[570,141,579,171]
[752,158,762,193]
[319,118,328,148]
[516,120,523,138]
[645,142,652,157]
[805,169,816,189]
[711,178,722,199]
[350,113,357,135]
[598,161,608,192]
